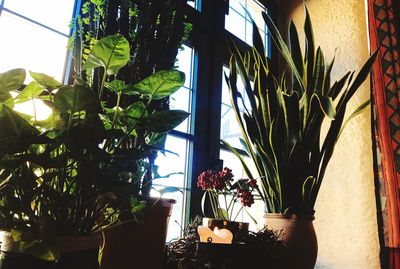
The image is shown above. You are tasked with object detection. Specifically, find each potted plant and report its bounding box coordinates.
[196,167,259,242]
[0,34,188,268]
[223,7,377,269]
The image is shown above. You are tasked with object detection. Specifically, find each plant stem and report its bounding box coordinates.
[99,69,108,99]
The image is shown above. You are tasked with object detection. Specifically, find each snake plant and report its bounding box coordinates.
[222,8,377,214]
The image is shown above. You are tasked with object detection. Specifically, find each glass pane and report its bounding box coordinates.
[174,45,194,134]
[176,45,193,88]
[170,87,191,133]
[246,0,265,27]
[219,149,265,231]
[188,0,201,11]
[4,0,75,34]
[225,0,267,46]
[225,8,246,42]
[0,11,68,82]
[152,136,189,240]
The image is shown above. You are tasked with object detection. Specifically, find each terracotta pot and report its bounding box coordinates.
[0,233,100,269]
[100,197,175,269]
[264,213,317,269]
[203,218,249,242]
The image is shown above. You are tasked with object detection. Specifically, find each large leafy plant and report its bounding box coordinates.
[0,34,188,260]
[223,8,377,214]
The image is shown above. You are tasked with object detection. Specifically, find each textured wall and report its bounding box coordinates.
[277,0,381,268]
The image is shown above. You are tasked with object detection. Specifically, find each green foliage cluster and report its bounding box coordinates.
[0,35,188,260]
[224,8,377,214]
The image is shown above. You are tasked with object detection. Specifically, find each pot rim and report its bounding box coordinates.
[202,217,249,225]
[264,213,315,221]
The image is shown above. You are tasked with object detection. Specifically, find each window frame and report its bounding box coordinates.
[184,0,278,222]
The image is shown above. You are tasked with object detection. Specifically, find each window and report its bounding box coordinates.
[151,45,196,241]
[149,1,277,237]
[0,0,76,82]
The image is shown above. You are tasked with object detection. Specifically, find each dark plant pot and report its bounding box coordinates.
[0,234,100,269]
[203,218,249,242]
[100,197,175,269]
[264,213,317,269]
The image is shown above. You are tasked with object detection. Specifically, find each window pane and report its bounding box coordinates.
[4,0,75,34]
[225,0,267,46]
[188,0,201,11]
[152,136,190,241]
[177,45,194,88]
[170,87,191,133]
[225,8,246,42]
[175,45,195,134]
[0,11,68,81]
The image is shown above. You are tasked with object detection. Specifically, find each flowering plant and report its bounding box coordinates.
[197,167,258,221]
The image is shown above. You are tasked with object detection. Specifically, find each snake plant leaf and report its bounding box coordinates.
[302,176,316,204]
[220,139,255,181]
[15,81,44,104]
[322,55,335,96]
[252,20,267,65]
[262,11,304,93]
[145,110,189,132]
[289,21,304,82]
[30,72,62,91]
[82,34,130,75]
[54,85,100,113]
[310,93,335,119]
[304,6,315,90]
[344,50,379,104]
[328,71,351,100]
[0,68,26,92]
[338,99,370,138]
[310,47,325,94]
[133,70,185,100]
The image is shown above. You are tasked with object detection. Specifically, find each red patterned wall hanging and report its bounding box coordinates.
[368,0,400,258]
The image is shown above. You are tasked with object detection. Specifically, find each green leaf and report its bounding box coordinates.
[0,91,14,108]
[156,186,183,195]
[0,105,39,157]
[15,81,44,103]
[338,99,370,138]
[120,102,146,128]
[262,12,305,93]
[105,79,127,93]
[310,93,335,119]
[145,110,189,132]
[54,85,100,113]
[304,6,315,89]
[30,71,62,91]
[133,70,185,100]
[82,35,130,75]
[0,68,26,92]
[130,197,146,214]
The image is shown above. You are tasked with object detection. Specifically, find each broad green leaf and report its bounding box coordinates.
[0,92,14,108]
[15,81,44,103]
[54,85,100,113]
[30,71,62,91]
[145,110,189,132]
[105,79,127,93]
[82,35,130,75]
[0,68,26,92]
[0,105,39,157]
[133,70,185,100]
[121,102,146,128]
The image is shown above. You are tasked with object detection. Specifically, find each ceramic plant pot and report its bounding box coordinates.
[264,213,317,269]
[0,233,100,269]
[100,197,175,269]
